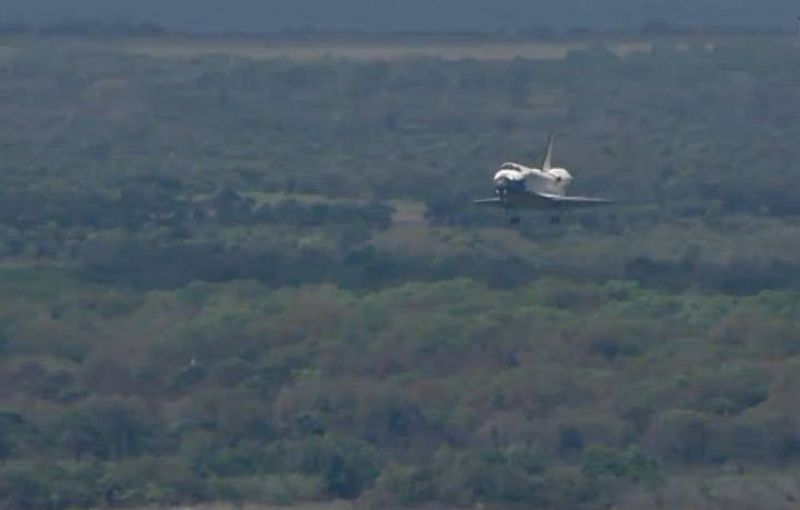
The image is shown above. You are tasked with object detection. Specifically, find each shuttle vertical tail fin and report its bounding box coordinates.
[541,132,555,173]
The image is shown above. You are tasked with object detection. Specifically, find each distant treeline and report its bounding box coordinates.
[0,18,791,38]
[0,19,166,37]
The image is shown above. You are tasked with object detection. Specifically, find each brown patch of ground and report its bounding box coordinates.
[122,36,654,61]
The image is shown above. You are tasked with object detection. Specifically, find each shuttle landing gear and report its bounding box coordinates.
[503,206,521,226]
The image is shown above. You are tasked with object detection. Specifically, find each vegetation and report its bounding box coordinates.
[0,33,799,509]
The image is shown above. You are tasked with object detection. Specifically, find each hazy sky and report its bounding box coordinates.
[3,0,797,32]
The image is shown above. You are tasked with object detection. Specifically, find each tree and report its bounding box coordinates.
[59,398,153,461]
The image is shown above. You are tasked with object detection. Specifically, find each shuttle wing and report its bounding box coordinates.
[535,192,614,206]
[473,193,613,210]
[473,198,505,207]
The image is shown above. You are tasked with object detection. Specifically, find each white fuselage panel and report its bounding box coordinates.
[493,163,573,196]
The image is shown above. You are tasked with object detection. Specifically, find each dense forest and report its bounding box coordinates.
[0,34,800,509]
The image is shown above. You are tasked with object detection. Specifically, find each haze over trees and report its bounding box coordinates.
[0,29,799,509]
[3,0,799,33]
